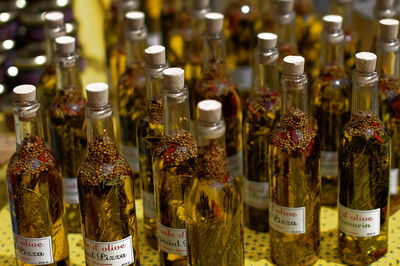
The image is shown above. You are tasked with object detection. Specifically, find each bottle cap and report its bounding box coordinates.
[163,68,184,91]
[379,19,399,41]
[205,12,224,35]
[257,32,278,50]
[43,11,64,28]
[275,0,294,14]
[197,100,222,123]
[145,45,166,65]
[125,11,145,30]
[323,15,343,32]
[55,36,75,54]
[194,0,209,10]
[355,52,377,73]
[283,56,305,75]
[13,84,36,103]
[86,82,109,108]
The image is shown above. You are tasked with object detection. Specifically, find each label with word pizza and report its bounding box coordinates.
[157,223,187,255]
[142,189,156,219]
[84,236,134,266]
[120,144,140,172]
[269,201,306,234]
[14,234,53,265]
[227,151,243,178]
[339,204,380,237]
[63,178,79,204]
[390,168,399,195]
[243,178,269,209]
[320,151,338,177]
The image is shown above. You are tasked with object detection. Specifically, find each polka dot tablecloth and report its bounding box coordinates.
[0,202,399,265]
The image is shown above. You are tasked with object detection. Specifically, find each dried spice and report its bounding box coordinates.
[7,134,69,264]
[196,142,229,182]
[147,95,164,124]
[338,110,390,264]
[77,131,140,265]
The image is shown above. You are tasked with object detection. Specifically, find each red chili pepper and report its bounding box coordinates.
[290,129,298,144]
[211,200,223,221]
[373,132,384,144]
[38,152,48,162]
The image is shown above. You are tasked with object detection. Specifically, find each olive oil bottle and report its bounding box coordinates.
[338,52,390,264]
[243,33,280,232]
[185,100,244,266]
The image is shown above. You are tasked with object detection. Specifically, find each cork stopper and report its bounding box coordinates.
[197,100,222,124]
[125,11,145,30]
[355,52,377,73]
[163,68,184,91]
[275,0,294,14]
[55,36,75,54]
[258,33,278,50]
[194,0,209,10]
[43,11,64,28]
[283,56,305,75]
[13,84,36,103]
[145,45,166,65]
[379,19,399,41]
[205,12,224,35]
[86,83,109,108]
[323,15,343,32]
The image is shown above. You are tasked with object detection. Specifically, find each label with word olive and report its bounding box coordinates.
[14,234,53,265]
[84,236,134,265]
[269,202,306,234]
[320,151,338,177]
[142,189,156,219]
[63,178,79,204]
[243,178,269,209]
[157,223,187,255]
[227,151,243,178]
[120,144,140,172]
[339,204,380,237]
[390,168,399,195]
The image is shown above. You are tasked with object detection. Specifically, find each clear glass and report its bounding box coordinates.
[269,73,320,265]
[7,102,69,265]
[274,10,298,62]
[338,70,390,264]
[185,122,244,266]
[49,52,86,233]
[243,48,280,232]
[77,105,140,265]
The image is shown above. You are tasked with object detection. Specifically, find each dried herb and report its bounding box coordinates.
[7,134,69,264]
[338,110,390,264]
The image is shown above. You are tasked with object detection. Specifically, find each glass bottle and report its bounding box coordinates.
[376,19,400,212]
[274,0,298,62]
[185,100,244,266]
[140,0,162,45]
[78,82,140,266]
[48,36,86,233]
[243,33,280,232]
[194,12,243,179]
[7,85,69,265]
[310,15,351,206]
[260,0,275,33]
[338,52,390,264]
[137,45,168,250]
[225,0,261,101]
[153,68,197,266]
[37,11,66,145]
[269,56,320,265]
[117,11,147,197]
[329,0,359,74]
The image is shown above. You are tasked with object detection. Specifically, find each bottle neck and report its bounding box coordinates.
[377,39,400,79]
[330,1,353,29]
[56,53,83,93]
[203,33,227,70]
[281,73,308,114]
[86,104,116,145]
[351,71,379,116]
[126,37,147,67]
[255,48,279,91]
[321,35,345,68]
[13,101,43,145]
[146,63,168,99]
[163,87,191,134]
[275,13,297,53]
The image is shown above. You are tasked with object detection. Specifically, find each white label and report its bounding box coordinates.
[227,151,243,178]
[147,32,162,46]
[230,66,252,91]
[390,168,399,195]
[63,178,79,204]
[120,144,140,172]
[320,151,338,177]
[157,223,187,255]
[243,178,269,209]
[14,234,54,265]
[269,202,306,234]
[142,189,156,219]
[339,204,381,237]
[84,236,134,266]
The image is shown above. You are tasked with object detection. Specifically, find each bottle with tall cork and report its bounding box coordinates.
[7,85,69,265]
[77,82,140,266]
